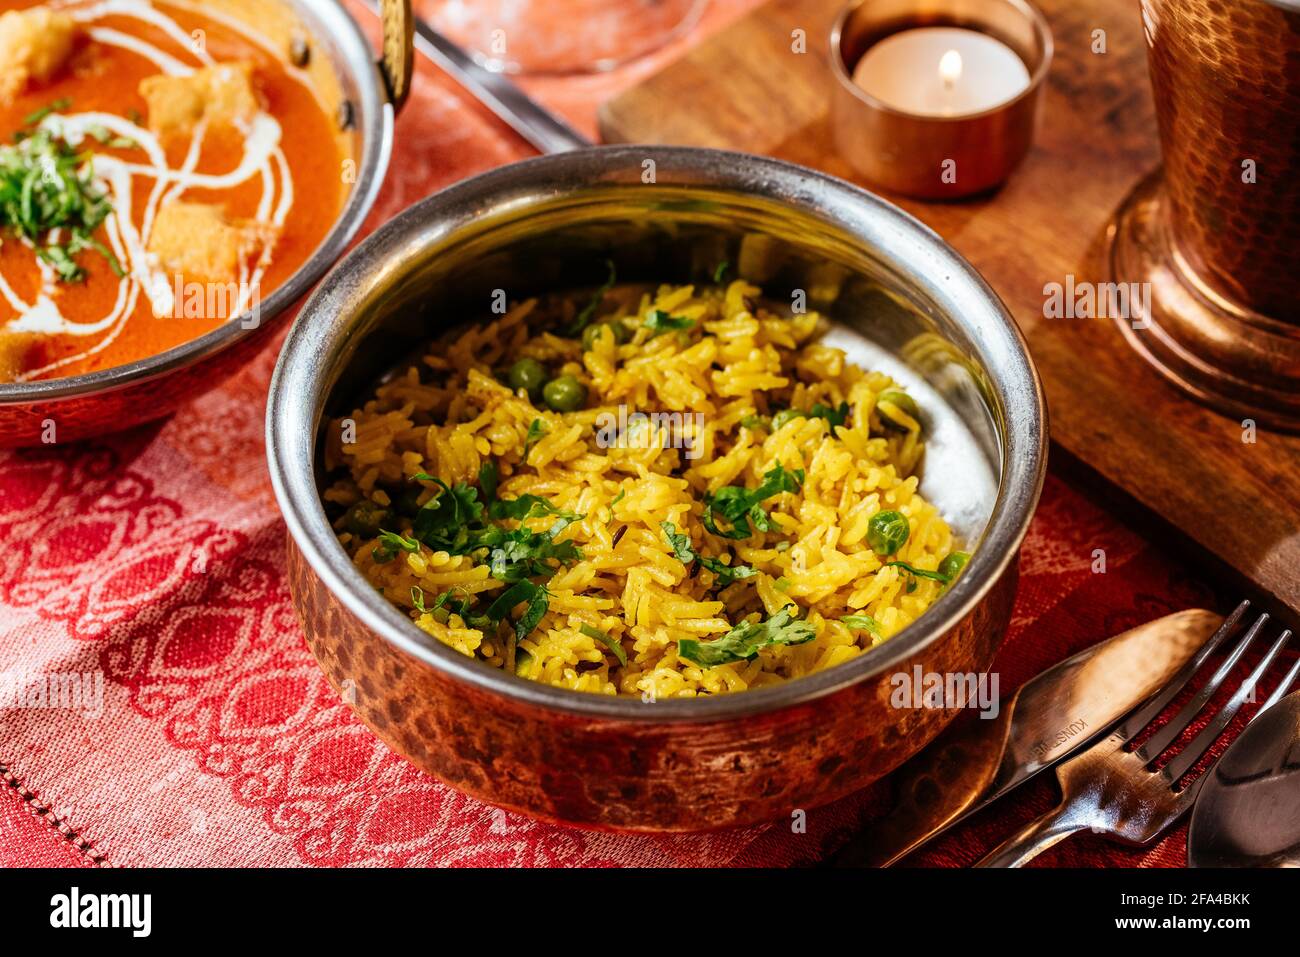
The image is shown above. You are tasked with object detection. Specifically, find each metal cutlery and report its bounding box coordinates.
[1187,687,1300,867]
[976,601,1298,867]
[828,608,1224,867]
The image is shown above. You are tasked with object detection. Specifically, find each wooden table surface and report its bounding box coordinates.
[599,0,1300,620]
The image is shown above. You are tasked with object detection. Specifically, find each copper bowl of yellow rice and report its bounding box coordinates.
[267,146,1047,831]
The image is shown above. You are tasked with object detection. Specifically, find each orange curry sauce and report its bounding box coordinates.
[0,0,345,379]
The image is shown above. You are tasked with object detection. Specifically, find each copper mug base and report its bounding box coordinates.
[1107,170,1300,433]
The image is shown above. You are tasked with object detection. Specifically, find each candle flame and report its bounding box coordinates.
[939,49,963,89]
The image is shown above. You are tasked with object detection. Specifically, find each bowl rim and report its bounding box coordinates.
[268,144,1048,722]
[0,0,394,405]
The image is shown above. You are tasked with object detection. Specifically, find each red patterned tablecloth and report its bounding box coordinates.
[0,0,1219,868]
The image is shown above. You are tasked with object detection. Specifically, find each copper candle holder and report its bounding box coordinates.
[829,0,1053,199]
[1108,0,1300,430]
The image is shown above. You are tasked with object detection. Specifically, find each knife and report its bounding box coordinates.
[360,0,591,154]
[828,608,1224,867]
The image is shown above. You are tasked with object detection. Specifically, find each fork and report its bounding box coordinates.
[976,601,1300,867]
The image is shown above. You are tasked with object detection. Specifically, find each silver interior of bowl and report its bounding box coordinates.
[818,326,997,546]
[269,146,1046,720]
[0,0,393,403]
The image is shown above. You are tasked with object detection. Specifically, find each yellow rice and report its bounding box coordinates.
[324,280,960,699]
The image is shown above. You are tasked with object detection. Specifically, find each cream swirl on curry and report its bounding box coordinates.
[0,0,347,381]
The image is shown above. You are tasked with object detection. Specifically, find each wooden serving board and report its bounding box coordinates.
[599,0,1300,620]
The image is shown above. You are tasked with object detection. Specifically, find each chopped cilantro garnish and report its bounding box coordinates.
[485,579,552,641]
[485,581,534,620]
[810,401,850,429]
[478,460,498,502]
[579,624,628,666]
[428,587,491,629]
[391,473,586,643]
[841,614,881,635]
[487,494,580,524]
[676,606,814,667]
[84,124,137,150]
[606,488,626,524]
[372,530,419,564]
[401,478,585,604]
[0,115,123,283]
[884,560,952,584]
[773,403,850,432]
[712,260,729,283]
[516,586,550,640]
[21,98,71,128]
[411,479,484,551]
[643,309,694,337]
[662,522,694,563]
[566,259,616,335]
[701,465,804,540]
[484,524,583,583]
[523,418,547,459]
[661,521,756,586]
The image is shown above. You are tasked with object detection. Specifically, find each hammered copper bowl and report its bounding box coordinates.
[268,146,1047,832]
[0,0,413,447]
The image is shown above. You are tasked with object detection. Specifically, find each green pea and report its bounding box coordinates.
[507,358,547,399]
[342,500,391,537]
[938,551,970,581]
[877,390,920,431]
[867,509,910,556]
[771,408,805,430]
[542,374,587,412]
[582,321,630,350]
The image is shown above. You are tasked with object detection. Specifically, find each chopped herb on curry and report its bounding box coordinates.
[0,122,123,283]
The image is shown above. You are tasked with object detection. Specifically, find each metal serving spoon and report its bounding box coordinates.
[1187,689,1300,867]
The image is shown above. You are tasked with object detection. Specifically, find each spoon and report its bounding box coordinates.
[1187,688,1300,867]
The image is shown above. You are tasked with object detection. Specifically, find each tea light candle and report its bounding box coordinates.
[830,0,1052,198]
[851,27,1031,117]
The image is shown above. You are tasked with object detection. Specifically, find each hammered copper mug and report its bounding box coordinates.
[1108,0,1300,429]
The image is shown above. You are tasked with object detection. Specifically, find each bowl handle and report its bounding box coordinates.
[378,0,414,114]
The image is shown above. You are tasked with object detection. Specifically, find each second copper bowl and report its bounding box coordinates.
[0,0,412,447]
